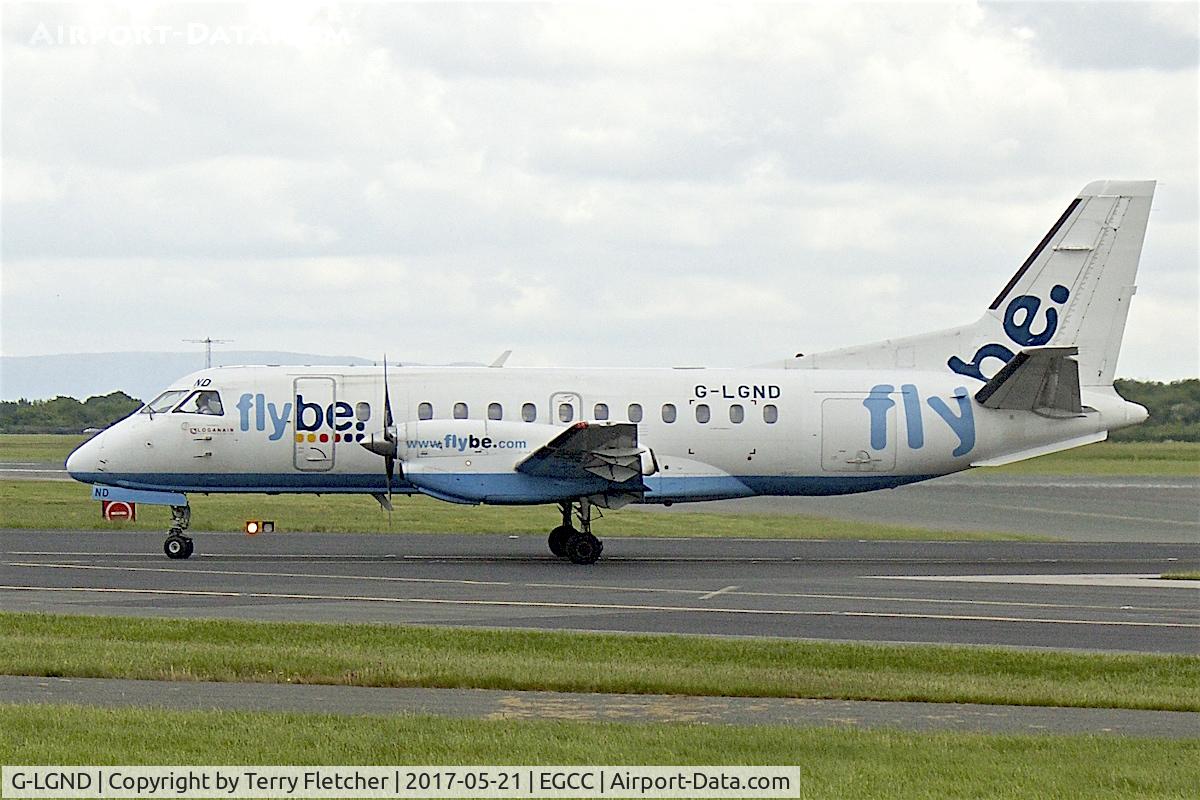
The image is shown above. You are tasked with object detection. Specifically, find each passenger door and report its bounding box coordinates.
[294,377,336,471]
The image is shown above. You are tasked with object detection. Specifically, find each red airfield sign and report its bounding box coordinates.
[101,500,136,521]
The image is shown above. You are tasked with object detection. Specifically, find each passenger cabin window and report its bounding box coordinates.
[174,390,224,416]
[729,404,745,424]
[488,402,503,421]
[763,404,779,424]
[594,403,609,421]
[453,402,469,419]
[522,403,537,422]
[662,403,677,423]
[142,390,188,414]
[559,403,574,423]
[628,403,643,423]
[418,402,433,420]
[355,402,371,422]
[695,404,710,423]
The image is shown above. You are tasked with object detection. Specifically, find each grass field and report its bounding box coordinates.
[1161,572,1200,581]
[989,441,1199,476]
[3,705,1198,800]
[4,614,1197,712]
[0,433,87,463]
[0,479,1039,539]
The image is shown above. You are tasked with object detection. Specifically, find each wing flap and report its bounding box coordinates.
[516,422,648,488]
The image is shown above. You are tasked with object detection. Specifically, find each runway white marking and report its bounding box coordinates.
[0,468,67,473]
[6,562,1196,614]
[875,573,1200,589]
[4,562,509,587]
[2,585,1197,628]
[6,550,1183,565]
[973,502,1198,527]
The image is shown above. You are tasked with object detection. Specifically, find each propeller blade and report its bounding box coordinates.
[382,356,396,507]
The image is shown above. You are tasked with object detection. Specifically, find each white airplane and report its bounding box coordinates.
[67,180,1155,564]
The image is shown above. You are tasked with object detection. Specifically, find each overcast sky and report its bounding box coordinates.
[2,2,1197,380]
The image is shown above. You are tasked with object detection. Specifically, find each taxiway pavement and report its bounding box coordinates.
[2,530,1196,653]
[5,675,1196,737]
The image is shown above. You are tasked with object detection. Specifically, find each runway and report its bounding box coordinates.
[2,530,1196,653]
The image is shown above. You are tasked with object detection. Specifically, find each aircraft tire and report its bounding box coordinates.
[164,535,193,560]
[565,532,603,565]
[548,525,573,557]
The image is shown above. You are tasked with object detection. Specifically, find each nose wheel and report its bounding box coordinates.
[164,534,193,559]
[163,504,194,560]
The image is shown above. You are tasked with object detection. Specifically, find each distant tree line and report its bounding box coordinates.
[0,392,142,434]
[1110,379,1200,442]
[0,380,1196,441]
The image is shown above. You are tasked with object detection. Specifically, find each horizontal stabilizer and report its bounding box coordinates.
[974,346,1083,416]
[971,431,1107,467]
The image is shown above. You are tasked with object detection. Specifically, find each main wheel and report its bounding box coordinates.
[164,535,193,560]
[548,525,574,557]
[565,531,603,565]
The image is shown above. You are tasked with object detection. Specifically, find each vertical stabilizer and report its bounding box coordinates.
[985,180,1154,386]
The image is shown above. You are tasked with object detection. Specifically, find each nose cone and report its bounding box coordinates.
[65,433,104,482]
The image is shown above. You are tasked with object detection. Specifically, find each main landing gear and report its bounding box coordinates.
[163,504,194,560]
[548,499,603,565]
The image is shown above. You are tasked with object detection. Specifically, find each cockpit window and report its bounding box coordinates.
[142,390,188,414]
[174,390,224,415]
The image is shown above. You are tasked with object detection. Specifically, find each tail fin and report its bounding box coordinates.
[773,180,1155,387]
[982,180,1154,386]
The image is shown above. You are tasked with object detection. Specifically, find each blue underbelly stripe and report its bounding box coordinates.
[68,471,939,499]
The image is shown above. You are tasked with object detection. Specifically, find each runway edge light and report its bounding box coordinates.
[244,520,260,535]
[263,520,275,533]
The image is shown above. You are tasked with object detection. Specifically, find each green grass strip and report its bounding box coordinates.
[1160,572,1200,581]
[0,479,1040,540]
[3,613,1197,712]
[989,441,1200,476]
[2,705,1198,799]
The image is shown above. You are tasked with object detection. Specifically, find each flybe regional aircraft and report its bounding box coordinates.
[67,180,1155,564]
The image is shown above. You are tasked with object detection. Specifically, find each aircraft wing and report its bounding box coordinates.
[974,346,1083,416]
[516,422,648,486]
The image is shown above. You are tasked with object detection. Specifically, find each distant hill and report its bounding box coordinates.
[0,351,374,401]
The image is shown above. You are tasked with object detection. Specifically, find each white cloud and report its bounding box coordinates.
[1,2,1195,380]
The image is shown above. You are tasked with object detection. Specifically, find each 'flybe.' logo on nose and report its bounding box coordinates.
[236,394,370,442]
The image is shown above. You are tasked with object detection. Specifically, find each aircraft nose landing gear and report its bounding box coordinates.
[549,499,603,565]
[163,505,194,560]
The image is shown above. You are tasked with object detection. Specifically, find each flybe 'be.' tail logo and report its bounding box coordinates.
[236,393,371,442]
[948,284,1071,382]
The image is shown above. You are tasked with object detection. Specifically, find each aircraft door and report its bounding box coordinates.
[294,377,336,471]
[821,395,897,472]
[550,391,582,426]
